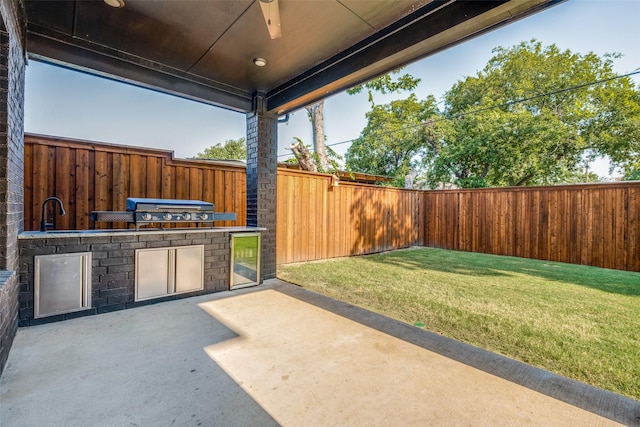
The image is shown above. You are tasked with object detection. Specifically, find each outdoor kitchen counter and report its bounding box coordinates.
[18,227,265,326]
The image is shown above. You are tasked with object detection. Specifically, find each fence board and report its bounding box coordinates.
[593,188,604,268]
[129,155,144,198]
[629,188,640,271]
[94,151,109,229]
[162,162,174,200]
[287,174,296,262]
[223,171,233,227]
[614,188,626,271]
[54,147,72,230]
[75,149,90,230]
[213,170,225,225]
[326,184,336,259]
[23,143,33,231]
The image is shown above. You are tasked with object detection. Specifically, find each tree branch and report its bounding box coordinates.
[514,172,535,186]
[290,139,317,172]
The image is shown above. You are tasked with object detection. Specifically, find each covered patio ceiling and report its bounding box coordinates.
[24,0,562,115]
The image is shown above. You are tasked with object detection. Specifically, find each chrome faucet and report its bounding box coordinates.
[40,197,66,232]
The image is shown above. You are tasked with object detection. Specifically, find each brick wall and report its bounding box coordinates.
[246,95,277,279]
[0,0,26,375]
[0,269,17,370]
[18,229,236,326]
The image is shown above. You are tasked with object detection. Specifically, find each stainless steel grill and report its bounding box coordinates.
[91,198,236,230]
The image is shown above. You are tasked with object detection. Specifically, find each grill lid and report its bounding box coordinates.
[126,198,214,212]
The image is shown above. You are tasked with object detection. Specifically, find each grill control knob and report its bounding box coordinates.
[200,213,209,220]
[142,213,152,221]
[163,213,173,220]
[183,213,191,221]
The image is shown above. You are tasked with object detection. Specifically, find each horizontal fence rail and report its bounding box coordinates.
[24,134,640,272]
[422,184,640,272]
[24,134,246,231]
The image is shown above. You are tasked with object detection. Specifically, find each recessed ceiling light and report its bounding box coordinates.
[253,57,267,67]
[104,0,125,8]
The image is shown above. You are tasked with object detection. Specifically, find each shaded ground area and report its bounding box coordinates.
[1,280,638,426]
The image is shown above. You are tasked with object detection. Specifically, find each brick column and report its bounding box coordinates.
[0,0,26,374]
[246,94,277,280]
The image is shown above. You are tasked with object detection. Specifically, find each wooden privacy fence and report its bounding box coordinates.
[23,134,640,272]
[422,183,640,272]
[24,134,246,230]
[276,168,422,265]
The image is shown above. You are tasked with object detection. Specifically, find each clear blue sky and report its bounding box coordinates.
[25,0,640,177]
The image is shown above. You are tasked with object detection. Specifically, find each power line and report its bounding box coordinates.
[278,137,357,158]
[277,69,640,159]
[428,68,640,124]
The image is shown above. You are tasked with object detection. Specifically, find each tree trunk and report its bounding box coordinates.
[290,139,317,172]
[481,163,490,179]
[514,172,535,186]
[305,101,329,171]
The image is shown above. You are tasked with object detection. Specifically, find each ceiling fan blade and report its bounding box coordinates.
[259,0,282,39]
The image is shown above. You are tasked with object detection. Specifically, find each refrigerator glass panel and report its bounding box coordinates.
[231,234,260,289]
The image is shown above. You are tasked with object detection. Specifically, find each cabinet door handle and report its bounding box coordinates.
[168,248,176,294]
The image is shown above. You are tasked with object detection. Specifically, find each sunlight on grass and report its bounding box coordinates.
[277,248,640,401]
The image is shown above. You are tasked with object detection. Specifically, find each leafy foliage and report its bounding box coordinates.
[194,137,246,160]
[430,40,640,187]
[624,167,640,181]
[347,40,640,188]
[347,69,421,106]
[345,95,441,187]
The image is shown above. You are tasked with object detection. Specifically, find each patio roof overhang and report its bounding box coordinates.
[24,0,563,115]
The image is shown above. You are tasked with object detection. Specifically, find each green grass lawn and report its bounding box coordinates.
[277,248,640,401]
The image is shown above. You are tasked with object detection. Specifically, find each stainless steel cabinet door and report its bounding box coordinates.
[135,248,171,301]
[35,252,91,319]
[175,246,204,293]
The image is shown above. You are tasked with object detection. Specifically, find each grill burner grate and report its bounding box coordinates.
[91,211,133,223]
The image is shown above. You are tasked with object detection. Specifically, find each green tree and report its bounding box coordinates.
[343,69,423,187]
[346,94,441,187]
[294,69,421,174]
[194,138,246,160]
[429,40,640,187]
[347,69,422,106]
[625,168,640,180]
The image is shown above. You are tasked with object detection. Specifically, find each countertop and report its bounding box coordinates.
[18,226,266,239]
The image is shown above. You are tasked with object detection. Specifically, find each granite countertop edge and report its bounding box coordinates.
[19,226,266,239]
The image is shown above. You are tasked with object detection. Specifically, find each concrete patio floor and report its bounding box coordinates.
[1,279,638,426]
